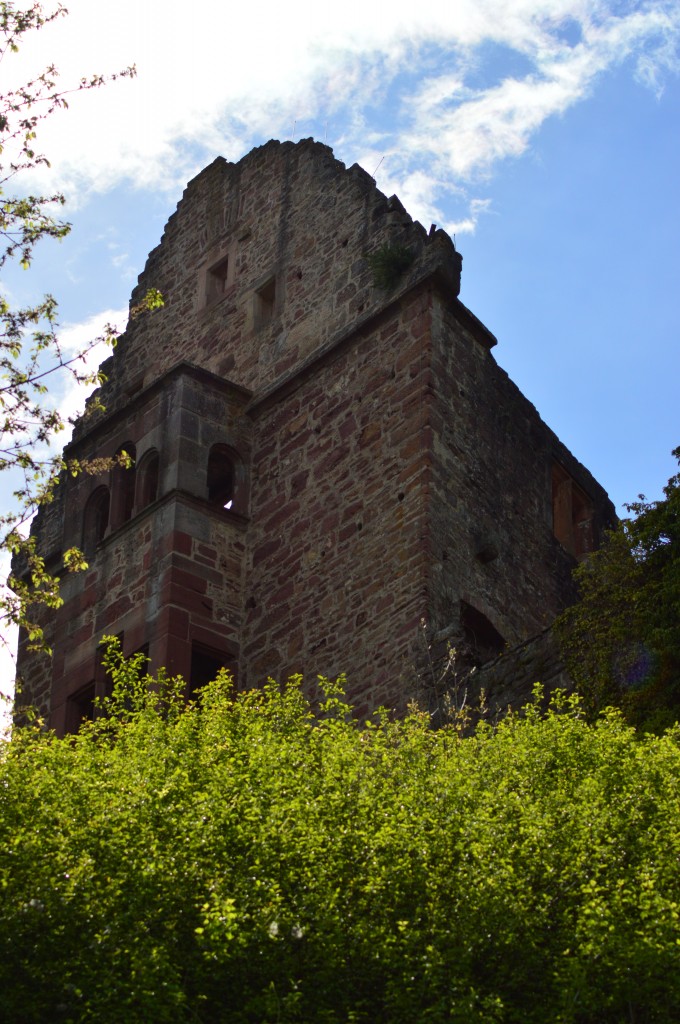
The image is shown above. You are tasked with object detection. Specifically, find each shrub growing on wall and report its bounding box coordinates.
[1,643,680,1023]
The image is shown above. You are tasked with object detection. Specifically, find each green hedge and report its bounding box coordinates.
[2,646,680,1022]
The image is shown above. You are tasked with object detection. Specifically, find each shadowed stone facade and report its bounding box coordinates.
[15,139,615,733]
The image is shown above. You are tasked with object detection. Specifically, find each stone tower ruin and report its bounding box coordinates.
[16,139,615,733]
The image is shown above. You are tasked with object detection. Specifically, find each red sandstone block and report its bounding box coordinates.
[194,554,219,569]
[409,314,430,341]
[170,568,208,595]
[341,499,363,523]
[253,440,277,467]
[395,340,425,372]
[252,537,282,566]
[70,622,94,648]
[338,522,357,543]
[78,583,99,612]
[160,530,192,557]
[95,595,133,632]
[290,469,309,494]
[320,511,339,533]
[270,579,295,606]
[338,414,357,440]
[275,353,300,377]
[379,321,399,341]
[399,436,424,461]
[191,622,237,652]
[172,555,224,586]
[263,501,301,533]
[258,494,292,520]
[156,605,189,640]
[279,429,312,458]
[398,462,425,485]
[313,444,348,478]
[324,396,352,420]
[277,553,302,577]
[164,581,213,619]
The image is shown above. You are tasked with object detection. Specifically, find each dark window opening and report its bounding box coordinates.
[82,486,110,557]
[552,462,594,560]
[127,643,150,704]
[95,631,126,699]
[66,682,96,733]
[110,443,136,530]
[207,445,235,509]
[136,450,159,510]
[130,642,150,670]
[460,602,505,668]
[206,255,230,304]
[189,644,237,698]
[254,276,276,329]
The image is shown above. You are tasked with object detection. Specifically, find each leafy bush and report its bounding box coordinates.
[2,644,680,1022]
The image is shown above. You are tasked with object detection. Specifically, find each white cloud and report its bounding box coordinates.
[4,0,677,236]
[54,309,127,431]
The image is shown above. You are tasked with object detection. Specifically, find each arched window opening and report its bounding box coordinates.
[207,445,235,510]
[82,486,110,557]
[136,450,159,510]
[460,602,505,668]
[110,443,136,530]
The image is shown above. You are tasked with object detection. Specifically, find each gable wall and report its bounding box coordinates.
[77,140,439,432]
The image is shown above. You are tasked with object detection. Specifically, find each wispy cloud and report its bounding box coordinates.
[55,309,127,431]
[6,0,678,234]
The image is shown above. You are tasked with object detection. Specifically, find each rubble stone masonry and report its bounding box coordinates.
[15,139,616,732]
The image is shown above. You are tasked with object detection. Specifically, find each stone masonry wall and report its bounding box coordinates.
[466,627,574,717]
[15,139,616,732]
[242,288,434,714]
[77,140,446,432]
[425,296,616,648]
[19,366,253,729]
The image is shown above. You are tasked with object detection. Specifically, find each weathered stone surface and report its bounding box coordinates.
[15,140,615,733]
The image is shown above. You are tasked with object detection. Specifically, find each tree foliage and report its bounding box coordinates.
[558,448,680,731]
[0,4,158,658]
[2,644,680,1022]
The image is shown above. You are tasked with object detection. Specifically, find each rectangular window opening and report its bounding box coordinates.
[189,643,237,698]
[552,462,594,560]
[66,682,96,733]
[254,276,276,329]
[205,255,230,304]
